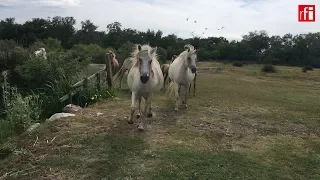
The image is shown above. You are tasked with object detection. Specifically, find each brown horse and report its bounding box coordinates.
[108,50,119,74]
[161,55,178,88]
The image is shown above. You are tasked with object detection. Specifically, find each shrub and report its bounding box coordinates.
[157,47,167,64]
[0,92,42,143]
[303,65,313,71]
[70,43,105,63]
[43,38,63,52]
[311,63,320,69]
[233,61,244,67]
[117,41,135,64]
[15,50,89,89]
[261,64,277,73]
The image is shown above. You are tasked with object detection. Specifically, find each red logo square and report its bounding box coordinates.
[298,5,316,22]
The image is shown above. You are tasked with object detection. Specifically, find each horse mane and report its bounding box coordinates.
[176,44,197,63]
[184,44,195,51]
[131,44,158,67]
[108,50,116,59]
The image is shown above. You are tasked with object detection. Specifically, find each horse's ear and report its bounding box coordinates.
[193,49,197,54]
[138,45,142,51]
[150,47,157,54]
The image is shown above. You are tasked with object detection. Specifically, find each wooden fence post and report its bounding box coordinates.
[96,73,101,91]
[105,53,113,88]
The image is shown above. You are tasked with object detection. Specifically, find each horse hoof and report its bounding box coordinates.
[147,113,153,118]
[137,125,145,131]
[174,108,179,112]
[127,119,134,124]
[136,114,141,119]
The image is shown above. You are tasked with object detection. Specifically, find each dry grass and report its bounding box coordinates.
[1,62,320,179]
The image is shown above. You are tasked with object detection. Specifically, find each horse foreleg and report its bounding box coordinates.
[183,84,190,109]
[146,94,153,118]
[193,73,197,97]
[137,95,150,131]
[174,83,180,111]
[128,92,138,124]
[136,96,142,119]
[178,85,181,94]
[163,73,168,89]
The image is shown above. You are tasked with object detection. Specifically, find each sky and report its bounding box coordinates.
[0,0,319,41]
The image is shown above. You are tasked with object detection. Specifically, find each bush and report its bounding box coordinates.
[261,64,277,73]
[15,50,89,89]
[311,63,320,68]
[303,65,313,71]
[157,47,167,64]
[43,38,63,52]
[70,43,105,63]
[0,92,42,143]
[233,61,244,67]
[117,41,135,64]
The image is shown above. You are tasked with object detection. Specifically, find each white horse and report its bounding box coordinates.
[34,48,47,60]
[127,44,164,131]
[168,44,197,111]
[112,57,133,88]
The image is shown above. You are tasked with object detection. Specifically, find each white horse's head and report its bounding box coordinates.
[132,44,157,84]
[183,44,197,74]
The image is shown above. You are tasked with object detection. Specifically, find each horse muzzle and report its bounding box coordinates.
[190,66,197,74]
[140,74,150,84]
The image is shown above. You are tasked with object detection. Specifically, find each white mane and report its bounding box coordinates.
[131,44,158,68]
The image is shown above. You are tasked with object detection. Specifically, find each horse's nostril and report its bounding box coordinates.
[191,68,196,73]
[140,75,149,84]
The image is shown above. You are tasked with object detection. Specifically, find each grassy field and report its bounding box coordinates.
[1,62,320,179]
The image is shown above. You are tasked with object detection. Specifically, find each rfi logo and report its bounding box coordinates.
[298,5,316,22]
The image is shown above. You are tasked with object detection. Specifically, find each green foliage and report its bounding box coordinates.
[76,85,116,108]
[15,50,89,89]
[43,38,63,52]
[198,47,211,60]
[117,41,135,64]
[0,92,42,143]
[261,64,277,73]
[156,47,167,64]
[70,43,105,63]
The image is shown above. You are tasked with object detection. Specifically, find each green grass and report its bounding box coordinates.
[1,62,320,179]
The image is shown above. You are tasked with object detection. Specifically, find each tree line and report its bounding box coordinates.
[1,16,319,67]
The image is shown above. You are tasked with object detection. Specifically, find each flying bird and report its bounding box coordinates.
[194,21,197,23]
[186,18,189,21]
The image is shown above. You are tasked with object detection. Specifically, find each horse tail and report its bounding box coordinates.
[165,81,175,99]
[113,62,124,82]
[112,57,131,82]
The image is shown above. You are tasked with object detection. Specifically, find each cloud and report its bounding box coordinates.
[0,0,319,41]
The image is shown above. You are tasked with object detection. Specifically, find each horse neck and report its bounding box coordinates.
[175,57,188,71]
